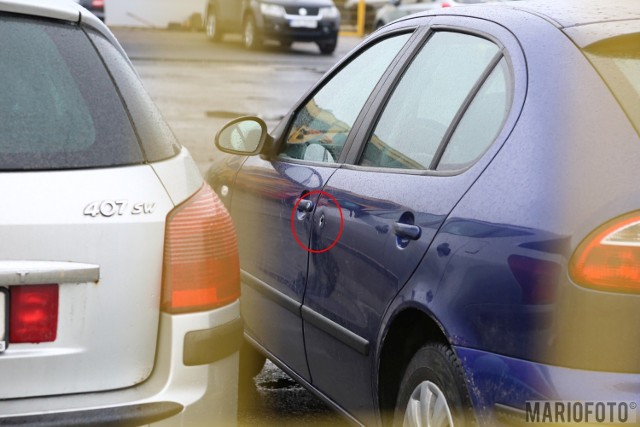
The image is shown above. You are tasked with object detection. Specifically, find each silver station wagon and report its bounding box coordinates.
[0,0,242,425]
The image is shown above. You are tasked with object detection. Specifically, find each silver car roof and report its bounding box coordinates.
[0,0,81,22]
[0,0,126,60]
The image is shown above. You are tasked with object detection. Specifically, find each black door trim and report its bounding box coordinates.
[241,272,370,355]
[241,270,300,315]
[301,306,370,356]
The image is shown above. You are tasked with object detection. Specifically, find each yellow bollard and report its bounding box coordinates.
[339,0,366,37]
[356,0,366,36]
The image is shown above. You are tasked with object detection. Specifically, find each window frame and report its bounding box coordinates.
[342,18,522,177]
[269,25,429,167]
[435,56,513,172]
[86,26,182,163]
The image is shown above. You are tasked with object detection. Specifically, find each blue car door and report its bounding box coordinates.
[232,156,334,380]
[233,31,415,380]
[302,24,514,421]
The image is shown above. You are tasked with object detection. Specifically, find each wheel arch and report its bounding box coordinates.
[376,304,452,425]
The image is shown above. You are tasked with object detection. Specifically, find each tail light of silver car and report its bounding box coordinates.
[161,184,240,314]
[9,284,59,344]
[570,212,640,293]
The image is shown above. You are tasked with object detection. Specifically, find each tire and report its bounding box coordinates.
[238,339,267,385]
[205,9,222,41]
[279,40,293,50]
[243,15,262,50]
[394,343,475,427]
[317,38,337,55]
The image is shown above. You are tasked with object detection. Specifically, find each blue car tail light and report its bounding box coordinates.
[570,212,640,293]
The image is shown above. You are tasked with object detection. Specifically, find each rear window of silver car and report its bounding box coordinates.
[0,15,174,170]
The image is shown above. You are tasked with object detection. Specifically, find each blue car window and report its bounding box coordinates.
[437,58,510,171]
[360,31,500,170]
[583,34,640,136]
[280,33,411,163]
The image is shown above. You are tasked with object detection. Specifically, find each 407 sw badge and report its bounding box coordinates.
[83,200,156,217]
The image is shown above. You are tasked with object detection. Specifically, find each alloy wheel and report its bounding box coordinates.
[243,19,255,49]
[206,13,217,39]
[403,381,454,427]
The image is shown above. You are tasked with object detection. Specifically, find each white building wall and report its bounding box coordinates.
[105,0,206,28]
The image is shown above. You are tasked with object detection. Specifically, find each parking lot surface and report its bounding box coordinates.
[114,28,362,173]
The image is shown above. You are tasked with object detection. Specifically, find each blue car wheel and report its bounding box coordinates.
[394,343,474,427]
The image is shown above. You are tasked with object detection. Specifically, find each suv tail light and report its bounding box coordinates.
[570,212,640,293]
[10,284,59,343]
[161,184,240,314]
[92,0,104,9]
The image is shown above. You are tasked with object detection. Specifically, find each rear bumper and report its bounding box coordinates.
[0,402,183,426]
[0,301,242,427]
[456,347,640,426]
[184,316,243,366]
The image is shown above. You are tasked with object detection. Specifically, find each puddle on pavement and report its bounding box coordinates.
[257,377,301,390]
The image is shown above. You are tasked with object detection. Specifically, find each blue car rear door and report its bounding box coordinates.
[302,18,517,421]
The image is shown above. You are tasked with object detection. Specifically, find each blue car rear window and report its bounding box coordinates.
[584,33,640,136]
[0,15,144,170]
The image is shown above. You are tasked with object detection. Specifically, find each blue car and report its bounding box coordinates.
[207,0,640,425]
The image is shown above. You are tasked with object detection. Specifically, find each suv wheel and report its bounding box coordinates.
[394,343,474,427]
[243,15,261,50]
[317,38,337,55]
[205,9,222,41]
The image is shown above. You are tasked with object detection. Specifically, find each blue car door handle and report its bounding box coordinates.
[297,199,314,213]
[393,222,421,240]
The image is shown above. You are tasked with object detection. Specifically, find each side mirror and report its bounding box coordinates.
[215,116,268,156]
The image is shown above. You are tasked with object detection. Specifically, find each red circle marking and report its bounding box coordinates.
[291,190,344,254]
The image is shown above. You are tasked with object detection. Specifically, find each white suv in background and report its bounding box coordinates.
[0,1,241,425]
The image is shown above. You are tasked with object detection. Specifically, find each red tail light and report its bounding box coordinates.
[161,184,240,314]
[92,0,104,8]
[10,284,58,343]
[570,212,640,293]
[441,2,452,7]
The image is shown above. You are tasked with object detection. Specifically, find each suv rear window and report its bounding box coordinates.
[583,33,640,136]
[0,15,143,170]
